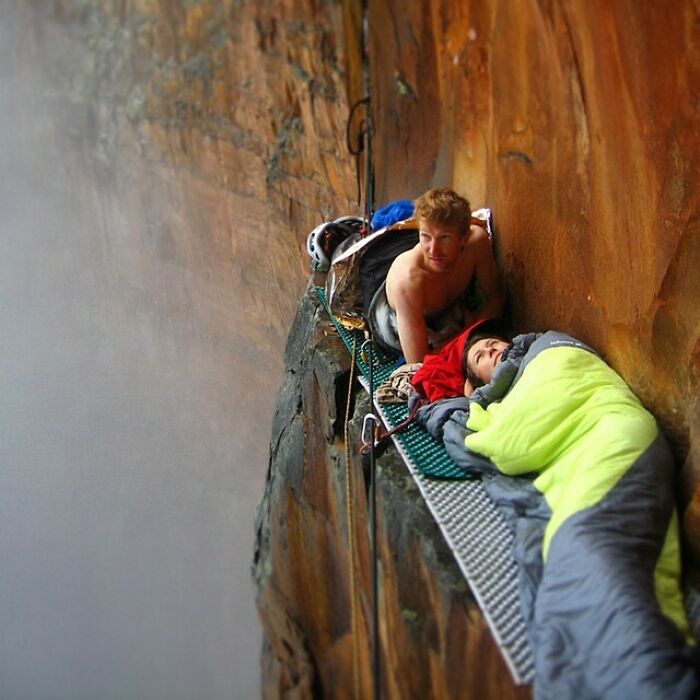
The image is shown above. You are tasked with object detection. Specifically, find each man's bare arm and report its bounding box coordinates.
[392,280,429,363]
[470,226,505,318]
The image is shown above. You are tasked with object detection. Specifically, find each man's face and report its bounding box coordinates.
[418,220,465,273]
[466,337,509,384]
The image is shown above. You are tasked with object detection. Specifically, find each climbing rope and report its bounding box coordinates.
[360,0,374,228]
[346,96,369,211]
[361,338,381,700]
[361,4,379,692]
[341,3,379,697]
[344,333,361,699]
[345,0,374,230]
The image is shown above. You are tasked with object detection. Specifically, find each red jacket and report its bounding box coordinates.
[411,319,490,402]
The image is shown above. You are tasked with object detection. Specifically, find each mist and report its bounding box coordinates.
[0,5,288,698]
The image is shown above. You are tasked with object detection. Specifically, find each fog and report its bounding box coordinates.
[0,6,287,699]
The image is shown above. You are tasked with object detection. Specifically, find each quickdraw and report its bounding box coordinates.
[360,398,425,457]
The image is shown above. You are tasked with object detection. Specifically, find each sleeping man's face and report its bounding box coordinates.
[466,337,509,385]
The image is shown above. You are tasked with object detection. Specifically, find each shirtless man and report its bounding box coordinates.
[381,188,504,363]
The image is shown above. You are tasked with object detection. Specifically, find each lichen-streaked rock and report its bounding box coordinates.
[253,286,531,698]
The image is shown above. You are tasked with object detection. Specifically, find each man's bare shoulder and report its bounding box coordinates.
[464,224,490,249]
[387,246,425,281]
[386,246,427,303]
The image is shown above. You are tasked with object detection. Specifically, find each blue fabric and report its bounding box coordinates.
[371,199,414,230]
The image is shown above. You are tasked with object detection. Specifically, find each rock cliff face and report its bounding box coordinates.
[21,0,698,696]
[31,3,697,469]
[254,1,700,696]
[253,285,531,698]
[370,1,700,473]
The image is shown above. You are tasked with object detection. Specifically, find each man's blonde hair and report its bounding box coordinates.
[413,187,471,235]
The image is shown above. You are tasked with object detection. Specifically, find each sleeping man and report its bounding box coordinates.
[412,324,700,699]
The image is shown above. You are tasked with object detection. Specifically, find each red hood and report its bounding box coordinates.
[411,318,493,402]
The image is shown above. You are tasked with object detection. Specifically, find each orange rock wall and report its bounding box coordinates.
[369,1,700,484]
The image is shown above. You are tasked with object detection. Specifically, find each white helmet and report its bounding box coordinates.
[306,216,364,270]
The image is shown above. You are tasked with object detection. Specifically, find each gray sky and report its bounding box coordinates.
[0,6,287,699]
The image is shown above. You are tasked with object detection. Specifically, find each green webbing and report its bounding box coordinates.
[315,287,465,480]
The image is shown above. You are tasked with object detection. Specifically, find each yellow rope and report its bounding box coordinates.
[344,333,361,699]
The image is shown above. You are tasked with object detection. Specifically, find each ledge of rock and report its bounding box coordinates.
[253,284,530,698]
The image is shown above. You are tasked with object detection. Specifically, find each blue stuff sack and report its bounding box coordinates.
[371,199,414,231]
